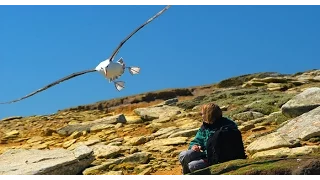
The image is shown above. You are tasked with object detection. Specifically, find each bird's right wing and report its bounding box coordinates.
[109,5,172,61]
[0,69,96,104]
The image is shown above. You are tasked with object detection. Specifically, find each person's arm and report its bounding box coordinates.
[188,129,205,150]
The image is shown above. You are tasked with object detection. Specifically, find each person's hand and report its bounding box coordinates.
[191,145,201,152]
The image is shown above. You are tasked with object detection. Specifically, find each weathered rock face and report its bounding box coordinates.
[296,70,320,82]
[91,145,122,159]
[134,105,183,121]
[0,145,94,175]
[246,132,295,154]
[247,106,320,155]
[252,146,320,158]
[144,137,188,149]
[56,114,126,136]
[1,70,320,175]
[281,87,320,118]
[82,152,151,175]
[277,106,320,141]
[232,111,265,121]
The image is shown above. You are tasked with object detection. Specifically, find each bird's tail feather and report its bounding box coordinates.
[128,67,140,75]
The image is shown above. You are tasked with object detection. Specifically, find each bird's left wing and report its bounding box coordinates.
[0,69,96,104]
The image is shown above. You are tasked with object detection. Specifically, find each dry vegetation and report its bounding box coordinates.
[1,69,319,175]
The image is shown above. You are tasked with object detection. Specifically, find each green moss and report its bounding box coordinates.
[191,155,320,175]
[177,88,261,110]
[113,163,136,171]
[177,87,295,120]
[230,159,298,175]
[273,113,291,125]
[176,100,200,109]
[222,91,294,116]
[191,158,284,175]
[308,137,320,143]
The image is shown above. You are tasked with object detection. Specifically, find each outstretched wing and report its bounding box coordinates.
[0,69,96,104]
[1,6,171,104]
[109,5,171,61]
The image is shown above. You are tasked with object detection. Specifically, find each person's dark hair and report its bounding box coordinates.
[201,102,222,124]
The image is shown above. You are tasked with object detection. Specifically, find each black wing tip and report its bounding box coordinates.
[0,69,96,105]
[108,5,172,62]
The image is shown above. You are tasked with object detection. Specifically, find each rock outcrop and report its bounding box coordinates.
[0,145,93,175]
[1,69,319,175]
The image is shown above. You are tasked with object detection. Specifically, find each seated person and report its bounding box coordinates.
[178,102,237,174]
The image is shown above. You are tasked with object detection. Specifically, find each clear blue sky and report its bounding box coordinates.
[0,5,319,119]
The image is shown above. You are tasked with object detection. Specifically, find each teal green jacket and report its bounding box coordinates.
[188,117,237,155]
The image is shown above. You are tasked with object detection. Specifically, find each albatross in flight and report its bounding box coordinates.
[0,5,171,104]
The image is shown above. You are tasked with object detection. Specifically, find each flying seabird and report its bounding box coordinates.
[0,5,171,104]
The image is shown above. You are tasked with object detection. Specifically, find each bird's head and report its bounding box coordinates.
[95,59,111,71]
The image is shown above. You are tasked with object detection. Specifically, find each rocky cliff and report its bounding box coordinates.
[0,69,319,175]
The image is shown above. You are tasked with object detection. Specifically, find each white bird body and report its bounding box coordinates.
[105,62,125,80]
[95,57,140,91]
[95,58,125,81]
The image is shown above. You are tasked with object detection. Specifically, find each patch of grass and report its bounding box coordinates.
[176,100,200,110]
[191,155,320,175]
[236,93,293,115]
[176,95,206,109]
[220,91,294,116]
[177,88,260,110]
[112,163,136,171]
[272,113,291,125]
[308,137,320,143]
[230,102,277,116]
[191,158,284,175]
[292,71,304,77]
[178,87,295,118]
[232,161,293,175]
[204,88,260,102]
